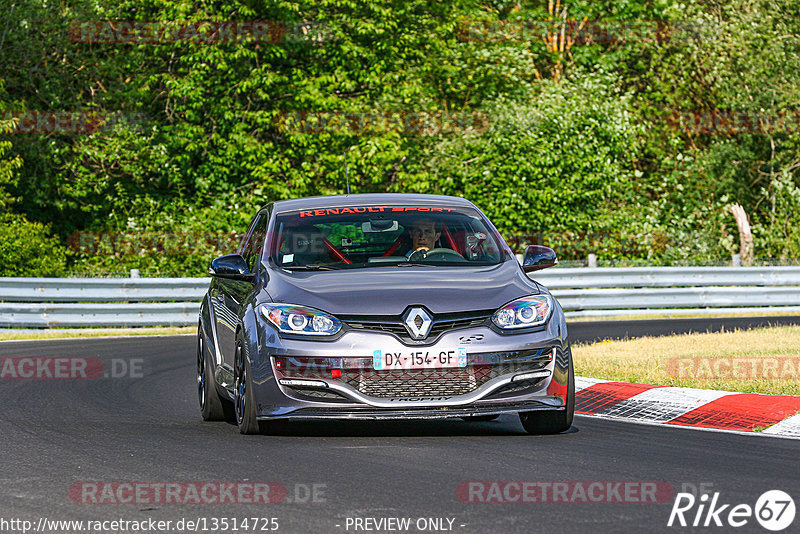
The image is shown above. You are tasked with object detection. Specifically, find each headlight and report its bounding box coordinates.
[259,304,342,336]
[491,295,552,329]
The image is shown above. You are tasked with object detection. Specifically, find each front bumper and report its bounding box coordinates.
[249,317,569,420]
[262,402,565,421]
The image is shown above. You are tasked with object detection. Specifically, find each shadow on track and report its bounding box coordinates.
[203,416,581,438]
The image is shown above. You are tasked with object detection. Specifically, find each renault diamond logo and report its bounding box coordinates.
[403,307,433,339]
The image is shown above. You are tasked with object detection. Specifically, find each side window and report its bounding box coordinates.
[241,214,269,273]
[238,215,259,255]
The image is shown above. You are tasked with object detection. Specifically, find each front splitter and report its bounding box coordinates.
[257,401,563,420]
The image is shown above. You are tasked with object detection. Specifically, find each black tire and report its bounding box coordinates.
[234,333,263,435]
[519,345,575,435]
[198,329,226,421]
[461,415,500,422]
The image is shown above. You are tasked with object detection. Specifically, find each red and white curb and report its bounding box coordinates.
[575,377,800,438]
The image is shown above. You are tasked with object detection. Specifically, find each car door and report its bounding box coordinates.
[214,213,267,370]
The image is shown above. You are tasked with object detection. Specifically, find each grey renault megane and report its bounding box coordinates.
[197,193,574,434]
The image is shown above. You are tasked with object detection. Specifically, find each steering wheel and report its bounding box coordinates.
[408,248,466,262]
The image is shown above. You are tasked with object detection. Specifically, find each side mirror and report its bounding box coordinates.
[522,245,558,272]
[209,254,255,282]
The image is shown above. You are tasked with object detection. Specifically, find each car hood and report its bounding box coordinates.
[264,260,540,316]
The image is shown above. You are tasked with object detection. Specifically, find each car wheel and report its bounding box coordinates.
[461,415,500,422]
[519,345,575,435]
[234,334,263,435]
[198,329,226,421]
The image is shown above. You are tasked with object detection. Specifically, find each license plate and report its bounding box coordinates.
[372,348,467,370]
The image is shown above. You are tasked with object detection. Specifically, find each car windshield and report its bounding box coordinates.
[269,205,507,269]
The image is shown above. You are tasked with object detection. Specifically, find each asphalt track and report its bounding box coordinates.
[568,314,800,343]
[0,318,798,534]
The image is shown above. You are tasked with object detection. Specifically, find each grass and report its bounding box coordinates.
[0,327,194,341]
[572,325,800,396]
[566,310,800,322]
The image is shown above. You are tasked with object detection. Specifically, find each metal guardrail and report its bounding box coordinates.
[532,266,800,318]
[531,266,800,289]
[2,267,800,327]
[0,278,208,328]
[0,302,200,328]
[0,277,210,302]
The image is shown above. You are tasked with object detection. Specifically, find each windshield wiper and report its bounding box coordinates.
[282,264,343,271]
[393,262,437,267]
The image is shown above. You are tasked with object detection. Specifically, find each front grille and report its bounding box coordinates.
[343,321,407,336]
[339,350,552,398]
[275,348,554,400]
[343,367,488,398]
[341,309,494,343]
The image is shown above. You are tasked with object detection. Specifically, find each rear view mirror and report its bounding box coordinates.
[522,245,558,272]
[362,219,399,233]
[209,254,255,282]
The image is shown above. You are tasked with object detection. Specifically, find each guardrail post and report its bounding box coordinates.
[732,254,741,267]
[587,254,597,268]
[130,269,140,278]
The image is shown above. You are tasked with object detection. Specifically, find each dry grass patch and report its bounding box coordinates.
[0,327,194,341]
[572,325,800,396]
[566,310,800,322]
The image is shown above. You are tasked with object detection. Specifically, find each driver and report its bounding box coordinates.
[406,218,441,258]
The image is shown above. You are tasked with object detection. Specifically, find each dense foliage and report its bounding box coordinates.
[1,0,799,275]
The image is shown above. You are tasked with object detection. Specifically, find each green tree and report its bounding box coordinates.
[0,82,66,276]
[422,70,645,259]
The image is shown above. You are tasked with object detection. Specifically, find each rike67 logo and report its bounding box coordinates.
[668,489,795,531]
